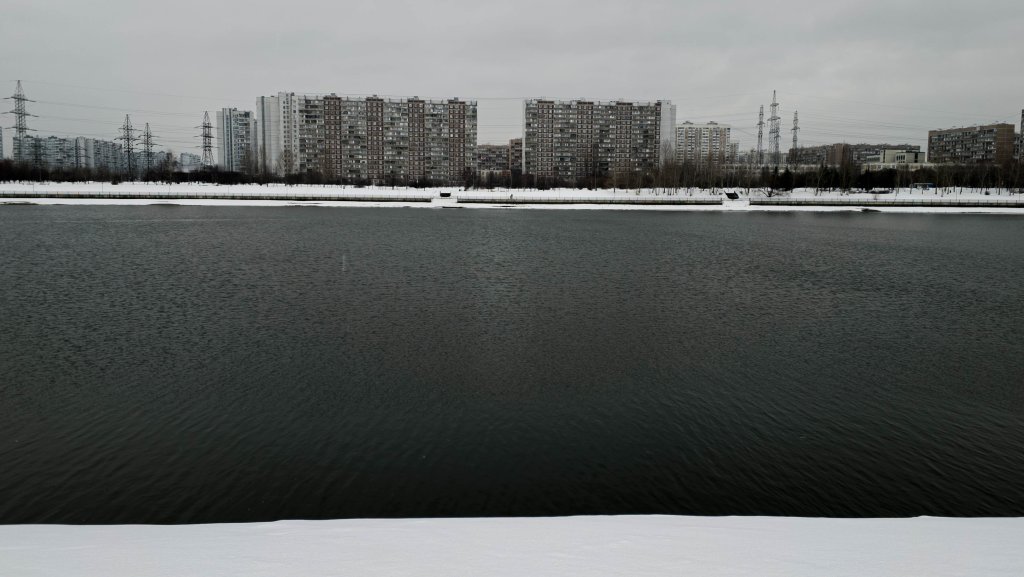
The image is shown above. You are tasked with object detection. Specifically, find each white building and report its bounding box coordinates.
[217,108,258,173]
[861,149,931,172]
[257,93,301,175]
[675,121,732,165]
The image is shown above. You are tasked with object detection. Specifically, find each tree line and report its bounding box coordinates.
[3,157,1023,192]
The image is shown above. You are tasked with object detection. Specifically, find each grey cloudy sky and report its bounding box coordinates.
[3,0,1022,156]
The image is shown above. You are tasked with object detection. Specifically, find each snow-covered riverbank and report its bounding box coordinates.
[2,515,1021,576]
[2,182,1024,213]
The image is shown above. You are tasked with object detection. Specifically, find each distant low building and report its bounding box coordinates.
[179,152,202,173]
[928,124,1016,164]
[789,143,850,166]
[870,149,927,163]
[861,149,932,172]
[849,143,920,164]
[789,143,921,167]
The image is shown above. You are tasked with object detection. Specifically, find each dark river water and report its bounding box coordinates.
[1,205,1023,524]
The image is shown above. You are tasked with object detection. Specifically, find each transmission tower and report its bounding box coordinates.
[4,80,37,162]
[768,90,781,169]
[756,105,764,167]
[117,115,140,180]
[141,123,158,176]
[791,111,800,166]
[199,111,214,168]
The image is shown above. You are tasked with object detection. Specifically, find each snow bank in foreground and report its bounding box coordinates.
[1,515,1021,576]
[3,182,1024,213]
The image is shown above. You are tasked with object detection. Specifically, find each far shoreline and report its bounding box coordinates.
[2,182,1023,214]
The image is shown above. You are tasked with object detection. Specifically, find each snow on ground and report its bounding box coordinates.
[2,182,1024,213]
[1,515,1021,576]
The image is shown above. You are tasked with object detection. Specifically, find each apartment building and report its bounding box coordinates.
[522,99,676,180]
[257,93,478,183]
[675,121,731,165]
[12,135,124,173]
[76,137,126,173]
[0,127,4,160]
[508,138,523,173]
[319,95,477,184]
[477,144,510,173]
[928,124,1016,164]
[217,108,258,173]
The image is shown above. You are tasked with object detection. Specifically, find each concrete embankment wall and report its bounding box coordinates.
[0,191,434,202]
[750,198,1024,208]
[457,195,721,205]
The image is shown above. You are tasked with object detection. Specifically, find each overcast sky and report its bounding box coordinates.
[3,0,1022,157]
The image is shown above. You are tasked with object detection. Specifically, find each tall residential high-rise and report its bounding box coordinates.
[928,124,1016,164]
[316,95,476,184]
[0,127,4,160]
[256,92,300,175]
[522,99,675,180]
[675,122,731,165]
[256,95,283,174]
[216,108,258,173]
